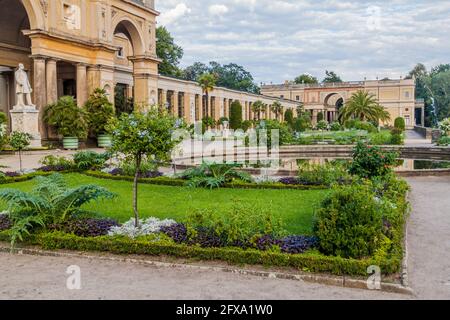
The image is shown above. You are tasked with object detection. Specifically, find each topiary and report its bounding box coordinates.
[330,121,342,131]
[394,117,406,132]
[229,101,243,130]
[317,111,324,122]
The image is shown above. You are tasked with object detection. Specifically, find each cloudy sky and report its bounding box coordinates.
[155,0,450,84]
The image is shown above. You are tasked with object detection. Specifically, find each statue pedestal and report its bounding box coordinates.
[10,106,42,148]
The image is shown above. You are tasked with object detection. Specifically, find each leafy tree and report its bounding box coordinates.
[9,131,32,172]
[270,101,284,121]
[339,90,391,124]
[183,62,209,81]
[198,73,216,119]
[294,74,318,85]
[184,61,260,93]
[322,70,343,83]
[84,88,115,136]
[156,26,184,77]
[251,100,266,120]
[108,109,179,227]
[229,101,243,130]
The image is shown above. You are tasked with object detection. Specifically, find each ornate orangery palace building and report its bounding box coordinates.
[0,0,424,146]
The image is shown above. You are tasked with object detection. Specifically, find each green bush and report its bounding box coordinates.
[229,101,243,130]
[330,121,342,131]
[368,130,392,145]
[84,88,115,136]
[186,201,286,246]
[436,136,450,146]
[394,117,406,132]
[314,183,385,258]
[0,112,7,150]
[255,120,292,146]
[349,142,398,179]
[298,161,352,186]
[390,133,404,145]
[43,96,88,139]
[314,176,408,260]
[39,155,75,169]
[73,151,110,170]
[294,115,312,132]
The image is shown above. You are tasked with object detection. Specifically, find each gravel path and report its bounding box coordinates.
[0,252,407,300]
[0,176,449,300]
[406,176,450,299]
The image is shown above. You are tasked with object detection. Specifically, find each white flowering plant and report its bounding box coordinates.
[108,217,177,239]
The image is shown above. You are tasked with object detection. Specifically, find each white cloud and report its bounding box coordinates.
[158,3,191,26]
[208,4,229,16]
[156,0,450,83]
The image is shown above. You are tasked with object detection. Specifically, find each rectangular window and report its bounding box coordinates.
[117,47,124,58]
[296,95,300,101]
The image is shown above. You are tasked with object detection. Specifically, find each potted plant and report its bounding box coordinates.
[43,96,87,150]
[84,88,115,148]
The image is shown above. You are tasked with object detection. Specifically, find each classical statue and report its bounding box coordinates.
[15,63,34,107]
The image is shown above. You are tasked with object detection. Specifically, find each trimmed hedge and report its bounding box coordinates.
[84,171,327,190]
[0,170,79,185]
[0,230,400,276]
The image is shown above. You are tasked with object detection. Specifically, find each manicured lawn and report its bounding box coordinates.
[0,173,329,234]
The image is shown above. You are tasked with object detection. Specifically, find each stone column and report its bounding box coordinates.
[183,92,191,123]
[33,57,47,111]
[160,89,167,109]
[196,94,202,121]
[172,91,178,116]
[421,107,425,127]
[312,110,318,125]
[0,72,8,116]
[46,59,58,105]
[130,56,159,111]
[76,64,87,107]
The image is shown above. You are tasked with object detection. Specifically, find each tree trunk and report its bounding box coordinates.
[18,150,22,172]
[205,92,209,118]
[133,155,142,228]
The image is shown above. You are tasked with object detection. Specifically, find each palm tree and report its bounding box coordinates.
[270,101,284,121]
[251,100,266,120]
[198,73,216,118]
[339,90,391,124]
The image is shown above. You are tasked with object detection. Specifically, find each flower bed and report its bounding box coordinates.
[0,230,401,276]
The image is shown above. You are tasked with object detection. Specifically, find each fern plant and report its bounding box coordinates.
[181,162,253,189]
[0,174,116,248]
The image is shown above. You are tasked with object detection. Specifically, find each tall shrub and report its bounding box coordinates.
[284,109,294,128]
[349,142,398,179]
[394,117,406,132]
[229,101,243,130]
[84,88,115,136]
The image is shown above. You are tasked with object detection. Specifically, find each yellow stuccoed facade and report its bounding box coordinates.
[0,0,424,143]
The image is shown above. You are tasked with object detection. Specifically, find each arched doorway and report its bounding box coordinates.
[112,16,157,111]
[324,93,345,122]
[0,0,32,122]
